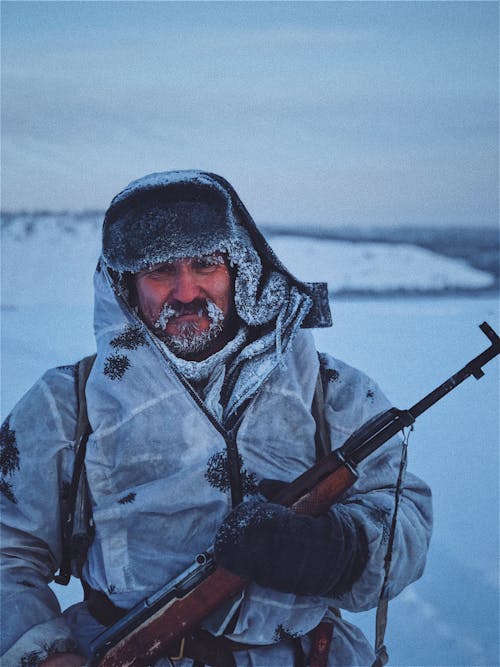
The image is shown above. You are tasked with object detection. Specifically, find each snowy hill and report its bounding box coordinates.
[269,235,494,294]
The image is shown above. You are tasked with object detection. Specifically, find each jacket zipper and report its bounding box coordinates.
[111,274,245,507]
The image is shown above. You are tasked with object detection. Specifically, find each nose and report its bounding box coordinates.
[170,266,202,303]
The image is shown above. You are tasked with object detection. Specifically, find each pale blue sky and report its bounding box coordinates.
[1,1,498,228]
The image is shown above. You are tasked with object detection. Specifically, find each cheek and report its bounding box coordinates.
[209,274,233,317]
[135,279,169,321]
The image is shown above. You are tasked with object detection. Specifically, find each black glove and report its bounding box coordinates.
[214,499,368,597]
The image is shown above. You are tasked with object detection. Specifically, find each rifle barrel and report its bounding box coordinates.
[409,322,499,420]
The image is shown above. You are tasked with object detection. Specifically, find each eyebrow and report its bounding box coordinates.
[144,253,226,270]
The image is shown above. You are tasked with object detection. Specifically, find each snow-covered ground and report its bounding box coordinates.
[1,218,498,666]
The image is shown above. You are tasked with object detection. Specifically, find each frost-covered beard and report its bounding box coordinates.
[153,298,225,358]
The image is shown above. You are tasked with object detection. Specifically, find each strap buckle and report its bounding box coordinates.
[170,637,186,660]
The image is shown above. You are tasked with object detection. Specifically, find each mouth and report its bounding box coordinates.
[153,299,225,342]
[155,305,212,338]
[154,304,203,330]
[170,311,207,324]
[167,306,206,321]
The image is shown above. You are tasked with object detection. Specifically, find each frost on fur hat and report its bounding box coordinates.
[103,176,241,270]
[102,170,332,329]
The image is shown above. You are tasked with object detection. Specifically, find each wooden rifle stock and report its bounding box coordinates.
[94,322,499,667]
[96,568,246,667]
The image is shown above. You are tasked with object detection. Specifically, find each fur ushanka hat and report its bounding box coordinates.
[102,170,331,329]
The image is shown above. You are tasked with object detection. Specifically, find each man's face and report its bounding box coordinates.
[133,252,235,361]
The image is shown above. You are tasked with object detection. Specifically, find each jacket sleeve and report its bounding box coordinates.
[0,367,80,664]
[319,354,433,612]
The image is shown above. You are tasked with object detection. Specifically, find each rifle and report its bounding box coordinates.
[90,322,500,667]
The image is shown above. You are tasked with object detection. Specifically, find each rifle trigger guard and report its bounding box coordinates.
[170,636,186,660]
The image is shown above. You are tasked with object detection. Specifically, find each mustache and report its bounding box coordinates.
[154,299,221,330]
[166,300,208,317]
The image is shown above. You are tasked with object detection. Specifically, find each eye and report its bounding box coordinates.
[146,263,177,278]
[192,255,224,273]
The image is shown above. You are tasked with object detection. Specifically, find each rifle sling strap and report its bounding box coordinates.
[314,355,404,667]
[371,429,410,667]
[54,354,96,585]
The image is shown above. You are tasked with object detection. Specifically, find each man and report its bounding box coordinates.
[1,171,432,666]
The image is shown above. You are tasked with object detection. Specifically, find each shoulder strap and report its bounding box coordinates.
[54,354,96,585]
[312,357,332,461]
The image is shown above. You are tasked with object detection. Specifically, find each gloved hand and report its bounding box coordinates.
[214,499,368,597]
